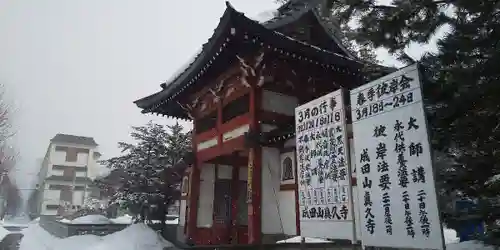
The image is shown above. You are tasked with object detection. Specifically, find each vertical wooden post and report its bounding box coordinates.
[294,149,301,235]
[187,120,200,244]
[247,84,262,244]
[187,164,200,244]
[230,160,240,244]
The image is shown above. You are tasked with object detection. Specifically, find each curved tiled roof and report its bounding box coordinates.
[134,1,375,118]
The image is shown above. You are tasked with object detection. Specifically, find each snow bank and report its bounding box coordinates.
[110,214,133,224]
[91,223,172,250]
[19,222,172,250]
[277,228,461,245]
[20,223,57,250]
[276,236,331,244]
[447,241,495,250]
[71,215,111,224]
[444,227,460,244]
[53,235,101,250]
[59,218,72,223]
[29,217,40,224]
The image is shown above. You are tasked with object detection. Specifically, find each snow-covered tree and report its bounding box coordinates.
[100,121,191,226]
[82,197,107,211]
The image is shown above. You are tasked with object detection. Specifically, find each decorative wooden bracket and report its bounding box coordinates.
[237,52,267,88]
[177,101,194,120]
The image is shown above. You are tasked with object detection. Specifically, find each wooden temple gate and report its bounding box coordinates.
[135,0,390,246]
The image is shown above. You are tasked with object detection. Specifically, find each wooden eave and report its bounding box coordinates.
[134,2,369,119]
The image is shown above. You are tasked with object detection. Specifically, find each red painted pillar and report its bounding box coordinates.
[187,164,200,243]
[247,85,262,244]
[187,120,200,244]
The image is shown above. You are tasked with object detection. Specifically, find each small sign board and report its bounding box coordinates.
[350,64,444,249]
[296,89,355,240]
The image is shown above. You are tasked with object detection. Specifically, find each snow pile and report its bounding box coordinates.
[29,217,40,224]
[52,235,102,250]
[447,241,495,250]
[110,214,133,224]
[19,223,58,250]
[19,222,172,250]
[444,227,460,244]
[277,228,461,245]
[276,236,331,244]
[59,218,72,223]
[91,223,172,250]
[0,226,11,241]
[71,215,111,224]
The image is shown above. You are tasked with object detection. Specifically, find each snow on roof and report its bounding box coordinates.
[163,47,203,89]
[251,9,278,23]
[51,134,98,146]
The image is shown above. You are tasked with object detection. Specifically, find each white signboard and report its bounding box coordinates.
[350,64,444,249]
[296,89,354,240]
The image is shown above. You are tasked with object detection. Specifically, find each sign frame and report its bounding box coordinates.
[295,88,356,241]
[350,64,446,250]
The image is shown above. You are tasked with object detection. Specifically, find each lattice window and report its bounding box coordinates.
[222,94,249,123]
[213,179,232,225]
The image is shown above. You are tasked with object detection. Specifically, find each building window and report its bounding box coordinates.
[282,157,294,181]
[52,165,87,172]
[280,151,296,185]
[46,204,59,210]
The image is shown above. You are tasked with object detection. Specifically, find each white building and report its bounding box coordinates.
[34,134,102,216]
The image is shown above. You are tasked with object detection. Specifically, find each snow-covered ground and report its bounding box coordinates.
[17,217,497,250]
[19,221,173,250]
[277,228,495,250]
[276,236,331,243]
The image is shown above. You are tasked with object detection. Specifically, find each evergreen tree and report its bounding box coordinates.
[279,0,500,243]
[100,121,191,226]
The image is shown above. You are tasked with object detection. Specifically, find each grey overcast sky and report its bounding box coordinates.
[0,0,440,198]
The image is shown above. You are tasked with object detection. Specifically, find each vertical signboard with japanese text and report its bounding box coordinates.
[296,89,355,240]
[350,64,444,249]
